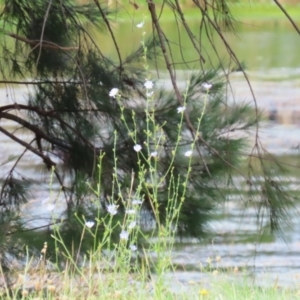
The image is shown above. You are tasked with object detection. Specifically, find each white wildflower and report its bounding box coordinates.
[128,221,137,229]
[130,244,137,251]
[206,257,212,264]
[136,21,144,28]
[146,91,154,97]
[107,204,118,216]
[144,80,154,89]
[47,204,55,211]
[126,209,136,215]
[184,150,193,157]
[133,144,142,152]
[150,151,158,157]
[201,82,212,91]
[85,221,95,228]
[120,230,129,240]
[132,199,142,205]
[109,88,119,98]
[177,106,186,113]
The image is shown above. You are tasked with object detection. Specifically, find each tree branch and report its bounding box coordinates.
[0,80,84,85]
[0,112,72,151]
[93,0,123,71]
[0,103,101,114]
[0,126,56,169]
[273,0,300,35]
[5,32,78,51]
[0,139,34,200]
[173,0,206,63]
[0,105,98,150]
[35,0,53,66]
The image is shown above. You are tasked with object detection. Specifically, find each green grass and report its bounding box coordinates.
[2,261,299,299]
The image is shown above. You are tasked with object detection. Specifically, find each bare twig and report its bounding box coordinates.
[0,126,56,169]
[173,0,206,63]
[93,0,123,72]
[273,0,300,35]
[0,112,72,151]
[0,139,34,200]
[35,0,53,66]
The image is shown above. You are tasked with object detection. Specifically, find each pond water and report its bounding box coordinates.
[1,18,300,287]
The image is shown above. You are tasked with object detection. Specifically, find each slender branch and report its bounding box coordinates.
[93,0,123,70]
[36,0,53,66]
[173,0,206,63]
[0,126,56,169]
[273,0,300,35]
[0,139,34,200]
[147,2,184,106]
[193,1,262,162]
[0,103,101,114]
[0,80,84,85]
[0,112,71,151]
[6,218,67,236]
[0,104,95,149]
[147,1,217,180]
[5,32,78,50]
